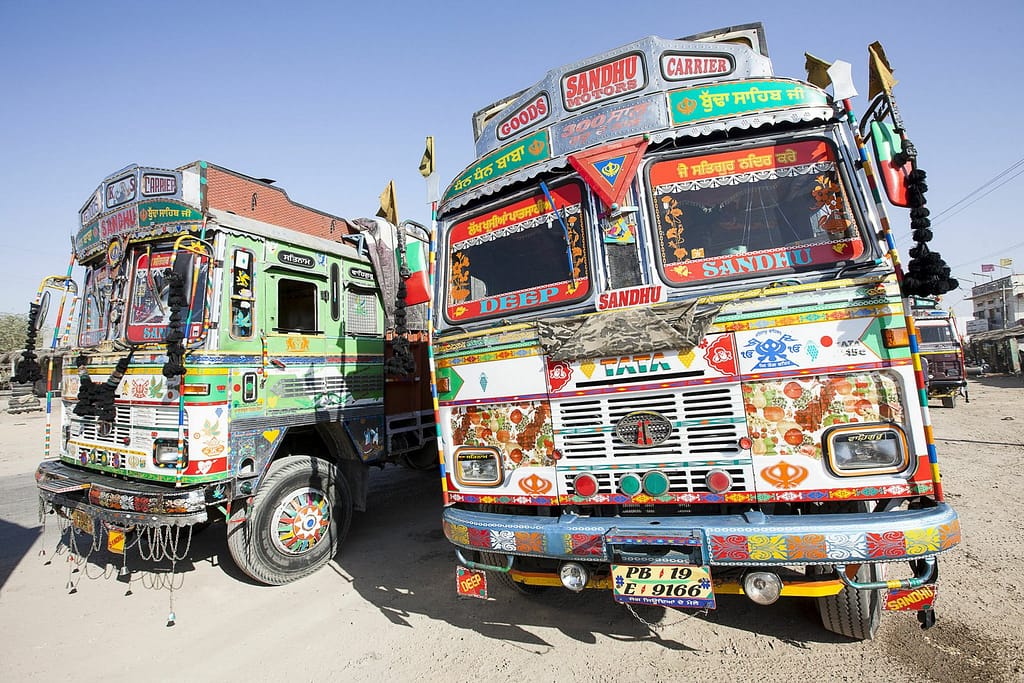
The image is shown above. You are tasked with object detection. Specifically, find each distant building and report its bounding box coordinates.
[968,274,1024,331]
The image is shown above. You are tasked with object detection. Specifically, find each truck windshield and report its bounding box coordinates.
[647,138,865,286]
[79,264,113,347]
[444,181,590,323]
[917,323,956,345]
[126,248,209,343]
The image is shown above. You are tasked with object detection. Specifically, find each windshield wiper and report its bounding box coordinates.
[539,181,578,289]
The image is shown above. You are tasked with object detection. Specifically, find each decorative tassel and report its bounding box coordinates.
[901,165,959,297]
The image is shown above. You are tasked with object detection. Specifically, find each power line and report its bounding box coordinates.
[932,165,1024,226]
[893,155,1024,246]
[931,155,1024,223]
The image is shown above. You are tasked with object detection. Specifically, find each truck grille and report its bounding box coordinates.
[554,387,744,460]
[72,404,185,446]
[553,385,752,496]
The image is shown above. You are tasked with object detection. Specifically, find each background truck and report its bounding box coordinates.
[430,23,959,639]
[34,161,434,585]
[911,298,967,407]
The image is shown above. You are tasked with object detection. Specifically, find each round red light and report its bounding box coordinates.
[738,436,753,450]
[706,469,733,494]
[573,473,599,498]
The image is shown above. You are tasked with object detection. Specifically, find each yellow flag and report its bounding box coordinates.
[419,136,435,178]
[868,41,898,99]
[999,257,1013,267]
[377,180,398,225]
[804,53,832,89]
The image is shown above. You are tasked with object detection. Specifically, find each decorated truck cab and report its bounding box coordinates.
[431,24,960,639]
[35,161,434,585]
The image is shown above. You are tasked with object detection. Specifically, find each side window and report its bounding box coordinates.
[230,249,256,338]
[276,278,320,333]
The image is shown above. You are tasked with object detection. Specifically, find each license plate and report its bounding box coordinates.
[612,563,716,609]
[70,509,94,536]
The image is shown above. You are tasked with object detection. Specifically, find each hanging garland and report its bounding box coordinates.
[901,165,958,297]
[74,352,133,422]
[162,268,188,379]
[385,227,416,377]
[14,302,42,385]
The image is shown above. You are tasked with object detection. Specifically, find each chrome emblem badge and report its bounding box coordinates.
[614,411,672,448]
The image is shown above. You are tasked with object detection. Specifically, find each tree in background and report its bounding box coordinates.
[0,313,29,354]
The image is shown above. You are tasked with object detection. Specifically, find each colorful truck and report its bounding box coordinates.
[911,301,967,407]
[431,24,960,639]
[35,161,434,585]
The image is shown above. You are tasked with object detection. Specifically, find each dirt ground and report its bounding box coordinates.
[0,377,1021,682]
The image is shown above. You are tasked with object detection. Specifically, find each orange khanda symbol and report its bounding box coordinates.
[761,461,808,489]
[519,473,553,495]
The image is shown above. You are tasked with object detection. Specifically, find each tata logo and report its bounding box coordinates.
[600,352,671,377]
[614,411,673,448]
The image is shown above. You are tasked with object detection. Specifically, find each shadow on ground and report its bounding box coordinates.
[0,519,42,590]
[28,465,852,648]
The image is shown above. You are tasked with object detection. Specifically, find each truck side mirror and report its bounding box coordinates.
[868,120,912,207]
[36,291,50,330]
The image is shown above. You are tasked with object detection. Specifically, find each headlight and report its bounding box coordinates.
[453,447,503,487]
[823,424,910,476]
[153,439,188,469]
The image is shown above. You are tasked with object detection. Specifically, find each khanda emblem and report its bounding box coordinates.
[599,160,621,178]
[595,156,626,184]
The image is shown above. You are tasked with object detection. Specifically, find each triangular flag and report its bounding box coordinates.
[804,53,832,89]
[376,180,398,225]
[868,41,898,100]
[568,137,648,208]
[419,136,434,178]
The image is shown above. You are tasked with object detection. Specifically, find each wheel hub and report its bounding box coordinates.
[273,487,331,555]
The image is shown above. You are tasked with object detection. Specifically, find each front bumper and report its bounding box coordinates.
[442,503,960,566]
[928,379,967,396]
[36,459,210,527]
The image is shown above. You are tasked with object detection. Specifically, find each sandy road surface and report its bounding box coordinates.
[0,378,1021,682]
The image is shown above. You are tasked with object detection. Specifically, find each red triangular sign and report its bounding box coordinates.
[568,136,649,208]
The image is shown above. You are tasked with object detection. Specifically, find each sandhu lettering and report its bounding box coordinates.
[701,248,812,277]
[563,54,642,109]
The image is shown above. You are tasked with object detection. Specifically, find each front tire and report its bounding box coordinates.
[227,455,352,585]
[816,563,885,640]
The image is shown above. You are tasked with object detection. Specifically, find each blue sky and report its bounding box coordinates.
[2,0,1022,326]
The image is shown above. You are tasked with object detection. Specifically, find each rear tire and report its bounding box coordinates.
[227,455,352,585]
[816,563,885,640]
[400,440,440,471]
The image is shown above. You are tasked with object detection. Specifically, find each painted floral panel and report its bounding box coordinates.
[741,372,902,459]
[449,401,555,468]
